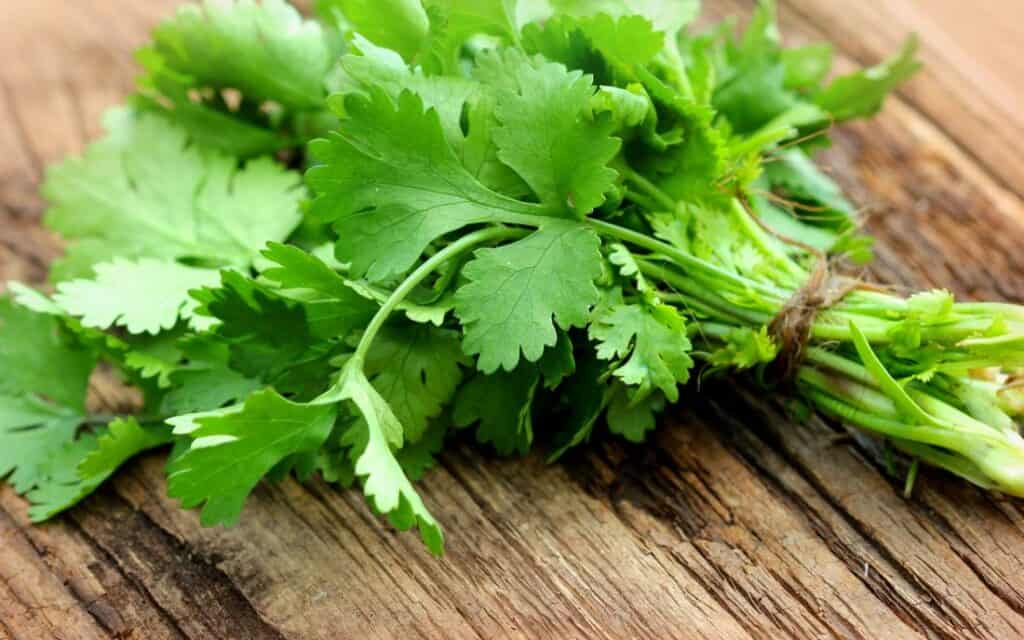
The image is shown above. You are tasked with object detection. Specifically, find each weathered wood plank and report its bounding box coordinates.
[4,1,1024,638]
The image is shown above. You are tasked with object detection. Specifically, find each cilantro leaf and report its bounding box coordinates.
[147,0,332,110]
[135,0,337,156]
[590,302,693,402]
[423,0,520,72]
[332,35,477,148]
[0,297,94,409]
[453,365,539,455]
[139,0,334,118]
[54,259,220,335]
[0,395,83,496]
[815,36,921,122]
[551,0,698,36]
[331,358,444,554]
[364,323,467,442]
[76,418,173,489]
[191,271,320,382]
[538,329,576,389]
[260,242,379,339]
[307,88,547,282]
[575,13,665,70]
[395,420,448,482]
[548,348,609,460]
[160,338,261,415]
[316,0,430,61]
[487,49,621,215]
[43,110,303,280]
[606,386,664,442]
[455,223,604,372]
[21,431,102,522]
[167,390,337,526]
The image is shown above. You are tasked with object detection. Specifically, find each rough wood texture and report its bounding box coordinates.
[3,1,1024,638]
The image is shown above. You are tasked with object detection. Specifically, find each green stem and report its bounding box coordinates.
[637,260,775,325]
[619,166,677,211]
[727,198,805,284]
[623,189,661,212]
[588,218,787,298]
[351,226,526,362]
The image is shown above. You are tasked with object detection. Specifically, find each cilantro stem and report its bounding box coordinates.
[619,167,677,211]
[623,189,661,212]
[351,226,528,363]
[587,218,787,298]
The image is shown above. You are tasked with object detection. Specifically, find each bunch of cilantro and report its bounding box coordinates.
[5,0,1024,555]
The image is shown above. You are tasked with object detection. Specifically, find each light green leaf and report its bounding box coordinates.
[332,358,444,554]
[43,110,303,280]
[316,0,429,60]
[332,35,477,147]
[0,394,83,495]
[145,0,333,111]
[815,36,921,122]
[54,258,220,334]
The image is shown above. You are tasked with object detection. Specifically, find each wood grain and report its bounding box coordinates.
[3,1,1024,638]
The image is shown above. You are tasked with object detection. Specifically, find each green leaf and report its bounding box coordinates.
[316,0,429,61]
[606,385,664,442]
[548,348,609,460]
[121,330,186,389]
[424,0,520,72]
[78,418,174,487]
[144,0,333,112]
[708,326,778,370]
[538,329,576,389]
[332,35,477,148]
[364,324,467,442]
[849,321,943,429]
[782,43,833,89]
[453,364,540,455]
[43,110,303,280]
[160,338,261,415]
[192,271,318,381]
[331,358,444,554]
[167,389,337,526]
[0,395,82,495]
[260,242,379,339]
[0,297,94,410]
[22,431,102,522]
[815,36,921,122]
[590,302,693,402]
[54,258,220,334]
[486,49,620,215]
[455,223,604,372]
[307,88,546,282]
[761,148,855,220]
[551,0,699,37]
[576,13,665,70]
[395,420,448,481]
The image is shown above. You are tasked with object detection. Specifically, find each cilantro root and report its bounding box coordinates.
[5,0,1024,555]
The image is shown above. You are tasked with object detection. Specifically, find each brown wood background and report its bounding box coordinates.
[3,1,1024,638]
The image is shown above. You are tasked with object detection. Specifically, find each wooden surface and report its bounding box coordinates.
[4,1,1024,638]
